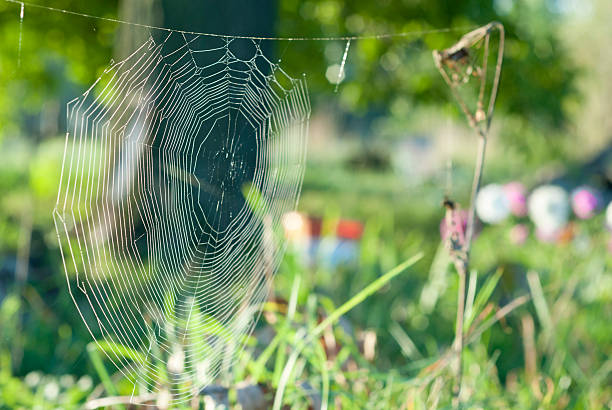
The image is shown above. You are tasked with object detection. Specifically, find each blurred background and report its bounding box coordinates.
[0,0,611,408]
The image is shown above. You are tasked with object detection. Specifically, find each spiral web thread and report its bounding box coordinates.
[53,32,310,404]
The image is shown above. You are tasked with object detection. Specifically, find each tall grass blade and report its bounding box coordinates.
[526,271,552,331]
[86,343,123,408]
[273,252,424,410]
[465,267,502,330]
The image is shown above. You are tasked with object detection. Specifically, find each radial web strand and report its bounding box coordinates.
[53,32,310,405]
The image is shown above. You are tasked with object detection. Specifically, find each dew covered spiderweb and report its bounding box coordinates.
[53,32,309,404]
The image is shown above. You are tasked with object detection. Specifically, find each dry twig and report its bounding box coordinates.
[432,21,505,406]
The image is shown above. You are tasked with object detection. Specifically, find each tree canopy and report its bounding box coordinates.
[277,0,577,129]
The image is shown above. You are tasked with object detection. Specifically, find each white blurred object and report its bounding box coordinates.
[528,185,569,234]
[475,184,511,224]
[282,211,309,241]
[167,348,185,374]
[282,211,311,262]
[24,371,42,388]
[156,389,172,409]
[43,381,60,401]
[325,64,346,85]
[606,201,612,230]
[77,375,93,391]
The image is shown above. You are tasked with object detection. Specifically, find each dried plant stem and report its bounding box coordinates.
[465,134,487,251]
[451,133,486,405]
[433,22,504,407]
[451,258,467,404]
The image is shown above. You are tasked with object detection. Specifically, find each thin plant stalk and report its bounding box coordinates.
[433,21,504,406]
[449,133,487,403]
[451,258,467,402]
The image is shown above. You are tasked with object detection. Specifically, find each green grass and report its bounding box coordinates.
[0,151,611,409]
[2,204,610,408]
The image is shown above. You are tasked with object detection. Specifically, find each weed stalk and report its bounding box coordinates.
[432,21,504,406]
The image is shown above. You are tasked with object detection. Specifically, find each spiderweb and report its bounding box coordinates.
[53,32,309,404]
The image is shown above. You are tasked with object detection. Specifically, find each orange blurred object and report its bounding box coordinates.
[556,222,575,244]
[336,219,364,240]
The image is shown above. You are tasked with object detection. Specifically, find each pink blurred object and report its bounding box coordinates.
[509,224,529,245]
[571,186,600,219]
[439,209,468,246]
[535,228,559,243]
[608,236,612,254]
[503,182,527,217]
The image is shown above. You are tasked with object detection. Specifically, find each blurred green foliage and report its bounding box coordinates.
[0,0,117,135]
[0,0,610,408]
[277,0,577,129]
